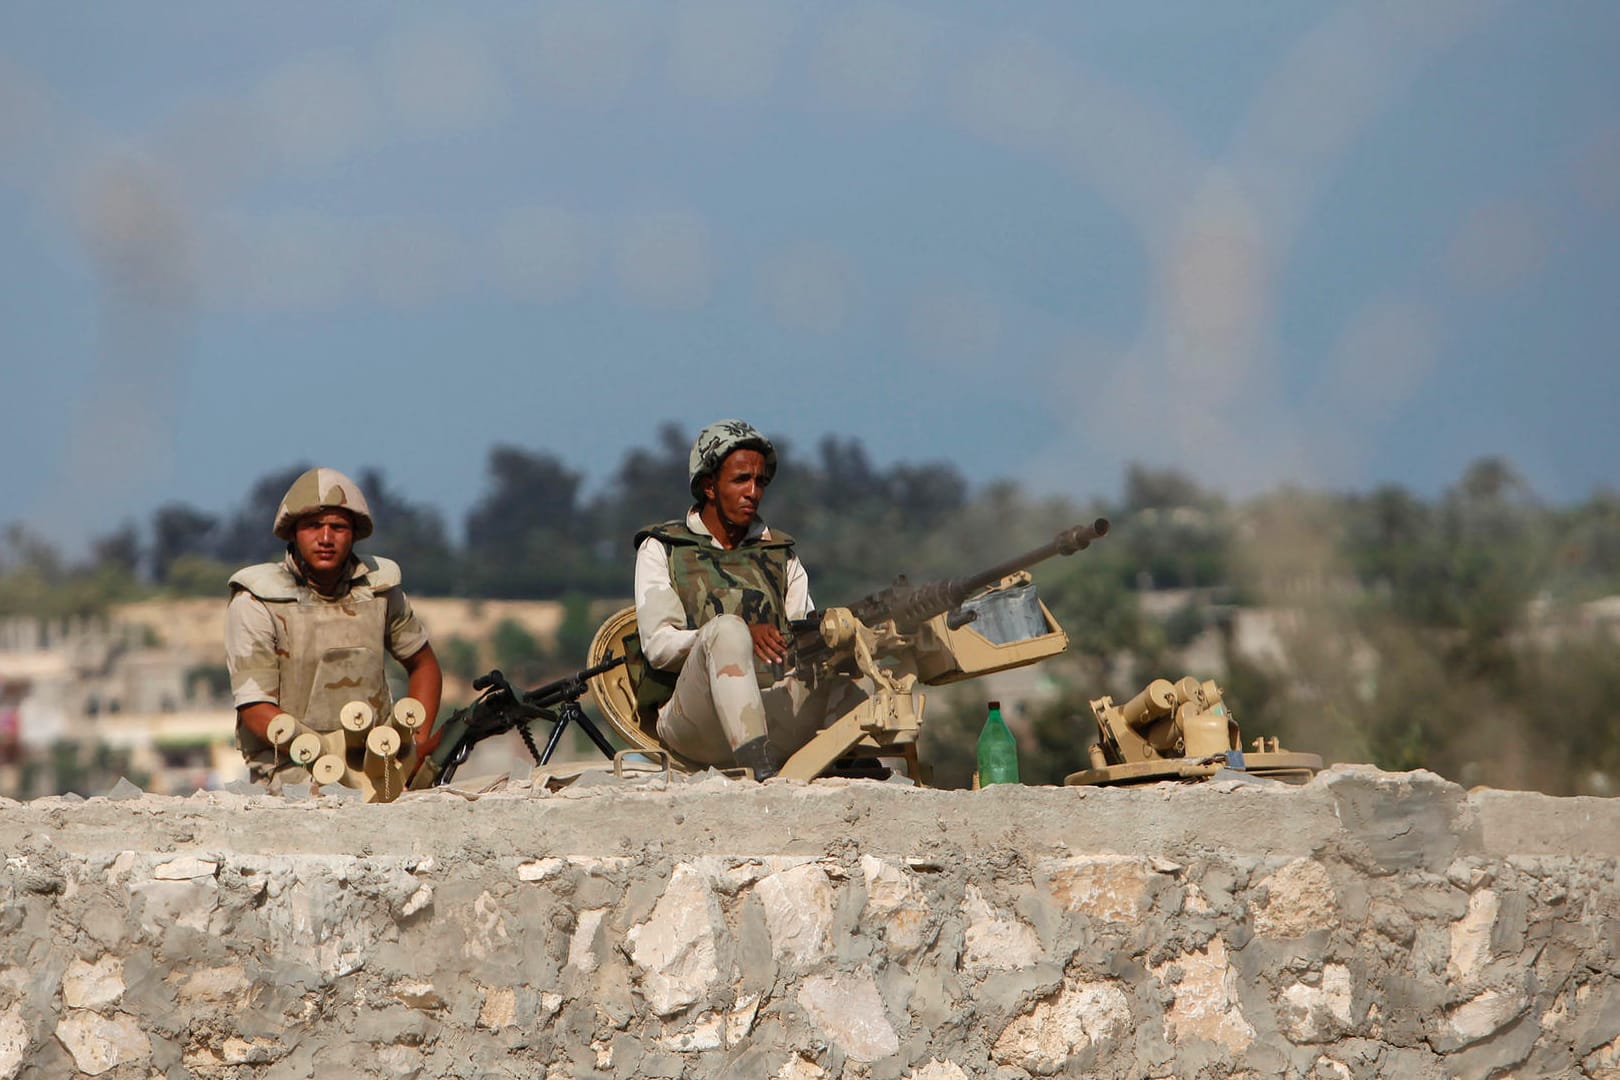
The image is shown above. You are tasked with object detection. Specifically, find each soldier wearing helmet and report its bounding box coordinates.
[631,420,863,779]
[224,467,443,792]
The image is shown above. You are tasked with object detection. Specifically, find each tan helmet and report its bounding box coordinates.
[272,467,374,541]
[688,419,777,500]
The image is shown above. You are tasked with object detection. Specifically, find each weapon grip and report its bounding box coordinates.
[472,669,513,694]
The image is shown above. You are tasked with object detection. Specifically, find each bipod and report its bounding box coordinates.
[533,697,617,766]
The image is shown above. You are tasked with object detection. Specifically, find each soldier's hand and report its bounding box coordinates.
[749,623,787,664]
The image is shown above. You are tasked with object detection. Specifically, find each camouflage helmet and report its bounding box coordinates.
[272,467,374,541]
[689,419,777,500]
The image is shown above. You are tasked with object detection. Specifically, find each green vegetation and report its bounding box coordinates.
[3,431,1618,796]
[489,618,544,685]
[438,635,483,682]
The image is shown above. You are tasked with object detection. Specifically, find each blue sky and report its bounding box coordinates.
[3,1,1618,549]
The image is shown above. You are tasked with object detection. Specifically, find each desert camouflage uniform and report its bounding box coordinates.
[272,467,376,541]
[225,467,429,792]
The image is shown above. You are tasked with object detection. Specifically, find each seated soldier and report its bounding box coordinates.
[225,467,442,792]
[632,420,862,779]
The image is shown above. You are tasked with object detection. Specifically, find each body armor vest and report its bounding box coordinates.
[229,557,400,734]
[626,520,795,723]
[642,520,795,636]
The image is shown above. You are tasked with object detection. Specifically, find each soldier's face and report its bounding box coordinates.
[294,510,356,577]
[704,449,768,530]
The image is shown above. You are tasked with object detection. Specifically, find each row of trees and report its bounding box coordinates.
[0,423,986,607]
[4,426,1620,795]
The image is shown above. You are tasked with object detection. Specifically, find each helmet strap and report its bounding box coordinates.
[283,546,357,599]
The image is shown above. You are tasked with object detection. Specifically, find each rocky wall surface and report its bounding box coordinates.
[1,765,1618,1079]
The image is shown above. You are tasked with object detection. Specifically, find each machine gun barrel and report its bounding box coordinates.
[836,517,1110,632]
[513,654,626,709]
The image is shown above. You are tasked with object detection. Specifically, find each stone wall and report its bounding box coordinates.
[1,766,1617,1079]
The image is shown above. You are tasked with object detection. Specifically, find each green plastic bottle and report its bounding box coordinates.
[975,700,1021,787]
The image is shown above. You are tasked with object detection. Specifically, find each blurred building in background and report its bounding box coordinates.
[0,611,239,797]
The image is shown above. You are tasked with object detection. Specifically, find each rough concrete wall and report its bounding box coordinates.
[1,766,1618,1079]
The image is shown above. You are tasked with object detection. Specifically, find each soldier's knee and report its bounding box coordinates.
[698,615,753,665]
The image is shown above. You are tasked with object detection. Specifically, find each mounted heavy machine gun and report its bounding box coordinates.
[587,519,1109,781]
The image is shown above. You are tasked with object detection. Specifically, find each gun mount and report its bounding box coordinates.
[587,521,1108,782]
[1065,675,1322,786]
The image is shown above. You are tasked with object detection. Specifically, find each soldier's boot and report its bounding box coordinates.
[732,736,782,781]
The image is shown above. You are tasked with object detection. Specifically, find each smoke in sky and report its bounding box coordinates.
[41,154,195,543]
[3,1,1616,551]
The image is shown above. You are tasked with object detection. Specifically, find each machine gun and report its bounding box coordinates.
[410,655,625,788]
[789,518,1109,678]
[772,519,1108,779]
[585,520,1109,782]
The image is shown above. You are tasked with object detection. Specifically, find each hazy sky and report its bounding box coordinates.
[3,1,1618,548]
